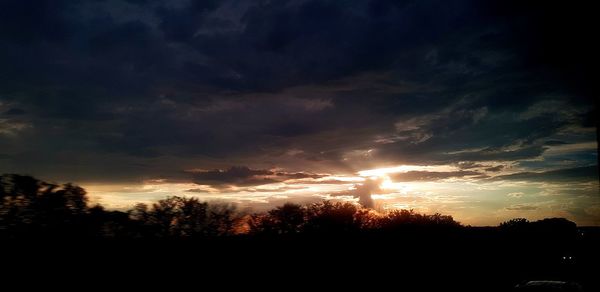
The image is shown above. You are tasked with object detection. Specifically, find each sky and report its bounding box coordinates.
[0,0,598,225]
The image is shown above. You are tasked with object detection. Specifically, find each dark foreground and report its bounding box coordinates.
[2,175,598,290]
[3,227,599,292]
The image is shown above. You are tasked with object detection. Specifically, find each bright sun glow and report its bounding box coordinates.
[357,164,456,177]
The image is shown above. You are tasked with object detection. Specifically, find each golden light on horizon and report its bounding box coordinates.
[356,164,456,194]
[357,164,456,177]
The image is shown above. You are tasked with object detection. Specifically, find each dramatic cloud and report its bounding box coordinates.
[390,170,485,182]
[189,166,326,188]
[492,166,599,183]
[190,166,276,187]
[0,0,597,225]
[329,178,381,208]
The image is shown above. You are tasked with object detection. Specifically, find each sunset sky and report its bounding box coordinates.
[0,0,597,225]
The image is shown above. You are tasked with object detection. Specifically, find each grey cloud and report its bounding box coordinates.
[492,166,598,183]
[189,166,327,188]
[505,204,538,211]
[191,166,274,186]
[544,140,570,146]
[391,171,485,182]
[484,165,504,172]
[185,188,212,193]
[457,162,485,169]
[272,172,324,180]
[246,186,307,193]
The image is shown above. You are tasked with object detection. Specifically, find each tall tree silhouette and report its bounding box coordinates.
[0,174,88,238]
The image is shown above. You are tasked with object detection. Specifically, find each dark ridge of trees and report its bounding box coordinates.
[0,174,243,239]
[2,174,599,292]
[0,174,584,241]
[247,202,462,236]
[500,217,578,233]
[1,174,466,239]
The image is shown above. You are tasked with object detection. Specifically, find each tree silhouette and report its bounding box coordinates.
[364,209,462,232]
[500,218,530,229]
[303,201,364,234]
[0,174,88,238]
[500,217,577,239]
[2,173,594,292]
[87,204,138,238]
[249,203,306,235]
[129,196,239,238]
[205,203,239,236]
[0,172,584,253]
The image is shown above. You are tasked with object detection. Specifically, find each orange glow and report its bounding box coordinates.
[357,165,456,177]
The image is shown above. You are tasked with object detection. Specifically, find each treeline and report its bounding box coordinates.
[0,174,577,239]
[3,174,597,292]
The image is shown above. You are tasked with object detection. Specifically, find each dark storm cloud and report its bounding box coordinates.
[191,166,274,186]
[492,166,599,183]
[0,0,596,182]
[366,104,589,167]
[3,108,26,116]
[189,166,326,188]
[544,141,570,146]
